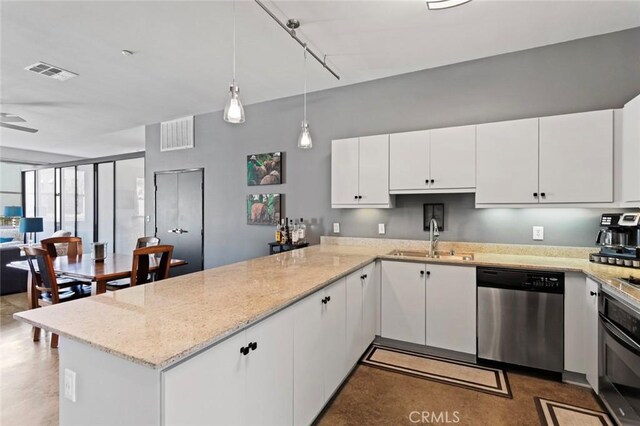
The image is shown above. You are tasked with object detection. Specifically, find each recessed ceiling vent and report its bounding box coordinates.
[24,62,78,81]
[161,116,194,152]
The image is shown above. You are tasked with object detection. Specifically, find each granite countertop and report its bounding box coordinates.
[14,239,640,369]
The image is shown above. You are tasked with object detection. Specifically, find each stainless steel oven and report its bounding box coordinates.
[599,289,640,425]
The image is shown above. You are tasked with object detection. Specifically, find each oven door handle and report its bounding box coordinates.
[600,314,640,356]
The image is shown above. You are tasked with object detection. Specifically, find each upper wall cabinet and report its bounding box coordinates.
[476,111,614,206]
[539,110,613,204]
[476,118,539,204]
[389,125,476,194]
[331,135,394,208]
[622,93,640,204]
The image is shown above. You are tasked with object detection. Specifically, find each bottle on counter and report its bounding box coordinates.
[275,220,282,243]
[292,219,299,244]
[299,218,306,243]
[284,218,290,244]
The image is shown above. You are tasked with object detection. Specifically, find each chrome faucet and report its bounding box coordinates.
[429,218,440,258]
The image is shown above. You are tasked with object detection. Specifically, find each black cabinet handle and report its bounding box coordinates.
[540,192,546,197]
[363,274,368,279]
[533,192,538,198]
[420,270,425,276]
[240,346,250,356]
[425,179,429,185]
[249,342,257,351]
[590,291,598,296]
[430,179,435,184]
[354,195,358,200]
[326,296,331,302]
[358,195,363,199]
[321,297,327,304]
[426,271,431,276]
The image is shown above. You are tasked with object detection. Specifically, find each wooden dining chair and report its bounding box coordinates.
[136,236,160,248]
[131,245,174,287]
[40,236,83,257]
[24,247,91,348]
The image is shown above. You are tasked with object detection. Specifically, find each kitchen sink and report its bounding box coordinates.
[388,250,474,261]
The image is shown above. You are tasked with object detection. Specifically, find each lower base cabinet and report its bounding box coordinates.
[346,262,378,368]
[585,277,600,393]
[162,308,293,426]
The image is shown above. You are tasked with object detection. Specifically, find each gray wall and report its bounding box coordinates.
[146,27,640,268]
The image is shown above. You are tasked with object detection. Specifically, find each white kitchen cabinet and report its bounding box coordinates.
[346,262,379,369]
[381,261,426,345]
[293,279,346,425]
[539,110,613,203]
[163,310,293,426]
[245,308,294,426]
[585,277,600,393]
[389,126,475,194]
[476,118,539,204]
[425,264,476,355]
[622,93,640,204]
[362,262,378,353]
[429,125,476,190]
[331,137,360,206]
[389,130,430,191]
[564,273,587,375]
[331,135,393,208]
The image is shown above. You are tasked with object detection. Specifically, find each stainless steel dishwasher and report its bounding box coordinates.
[477,267,564,372]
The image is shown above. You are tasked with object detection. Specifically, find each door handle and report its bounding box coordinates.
[168,228,177,234]
[175,228,189,234]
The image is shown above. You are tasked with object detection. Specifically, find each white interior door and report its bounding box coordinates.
[358,134,390,204]
[163,331,246,426]
[430,125,476,189]
[381,261,426,345]
[476,118,539,204]
[323,279,347,399]
[539,110,613,203]
[425,264,476,354]
[245,309,293,426]
[331,138,360,205]
[345,270,364,368]
[293,291,325,425]
[389,130,430,191]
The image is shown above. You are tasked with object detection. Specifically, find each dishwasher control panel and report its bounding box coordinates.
[477,268,564,294]
[527,275,561,291]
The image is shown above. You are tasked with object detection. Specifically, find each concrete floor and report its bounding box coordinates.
[1,292,602,426]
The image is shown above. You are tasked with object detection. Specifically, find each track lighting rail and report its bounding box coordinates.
[254,0,341,80]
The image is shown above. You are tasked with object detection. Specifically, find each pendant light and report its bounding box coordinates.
[297,45,312,149]
[223,0,245,124]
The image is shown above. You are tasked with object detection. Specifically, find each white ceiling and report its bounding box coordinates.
[1,0,640,158]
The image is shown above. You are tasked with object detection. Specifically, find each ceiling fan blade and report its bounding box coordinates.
[0,122,38,133]
[0,116,26,123]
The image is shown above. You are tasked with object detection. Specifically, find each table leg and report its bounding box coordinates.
[26,270,41,341]
[95,280,108,295]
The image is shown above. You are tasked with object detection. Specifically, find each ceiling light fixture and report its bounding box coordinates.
[297,45,312,150]
[223,0,245,124]
[121,50,134,57]
[426,0,472,10]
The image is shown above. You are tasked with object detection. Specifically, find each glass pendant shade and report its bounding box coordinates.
[223,83,245,124]
[298,120,312,149]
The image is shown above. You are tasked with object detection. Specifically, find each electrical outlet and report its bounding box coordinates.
[533,226,544,241]
[333,222,340,233]
[378,223,386,235]
[64,368,76,402]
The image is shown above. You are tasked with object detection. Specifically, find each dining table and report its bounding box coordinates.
[7,253,187,310]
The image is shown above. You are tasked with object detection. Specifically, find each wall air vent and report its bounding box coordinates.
[24,61,78,81]
[160,116,194,152]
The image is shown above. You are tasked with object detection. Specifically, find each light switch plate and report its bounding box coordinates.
[378,223,385,235]
[533,226,544,241]
[333,222,340,233]
[64,368,76,402]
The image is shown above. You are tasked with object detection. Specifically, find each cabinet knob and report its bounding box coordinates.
[540,192,546,198]
[363,274,368,279]
[326,296,331,303]
[425,179,429,185]
[249,342,257,351]
[358,195,363,199]
[420,270,425,276]
[321,297,327,304]
[430,179,435,184]
[240,346,250,356]
[426,271,431,276]
[354,195,358,200]
[533,192,538,198]
[590,291,598,296]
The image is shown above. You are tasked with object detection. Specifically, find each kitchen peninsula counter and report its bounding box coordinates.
[14,238,640,370]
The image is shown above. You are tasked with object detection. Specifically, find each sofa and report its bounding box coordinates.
[0,244,28,295]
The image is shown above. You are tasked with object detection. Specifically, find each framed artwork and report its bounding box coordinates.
[423,203,444,231]
[247,193,281,226]
[247,152,282,186]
